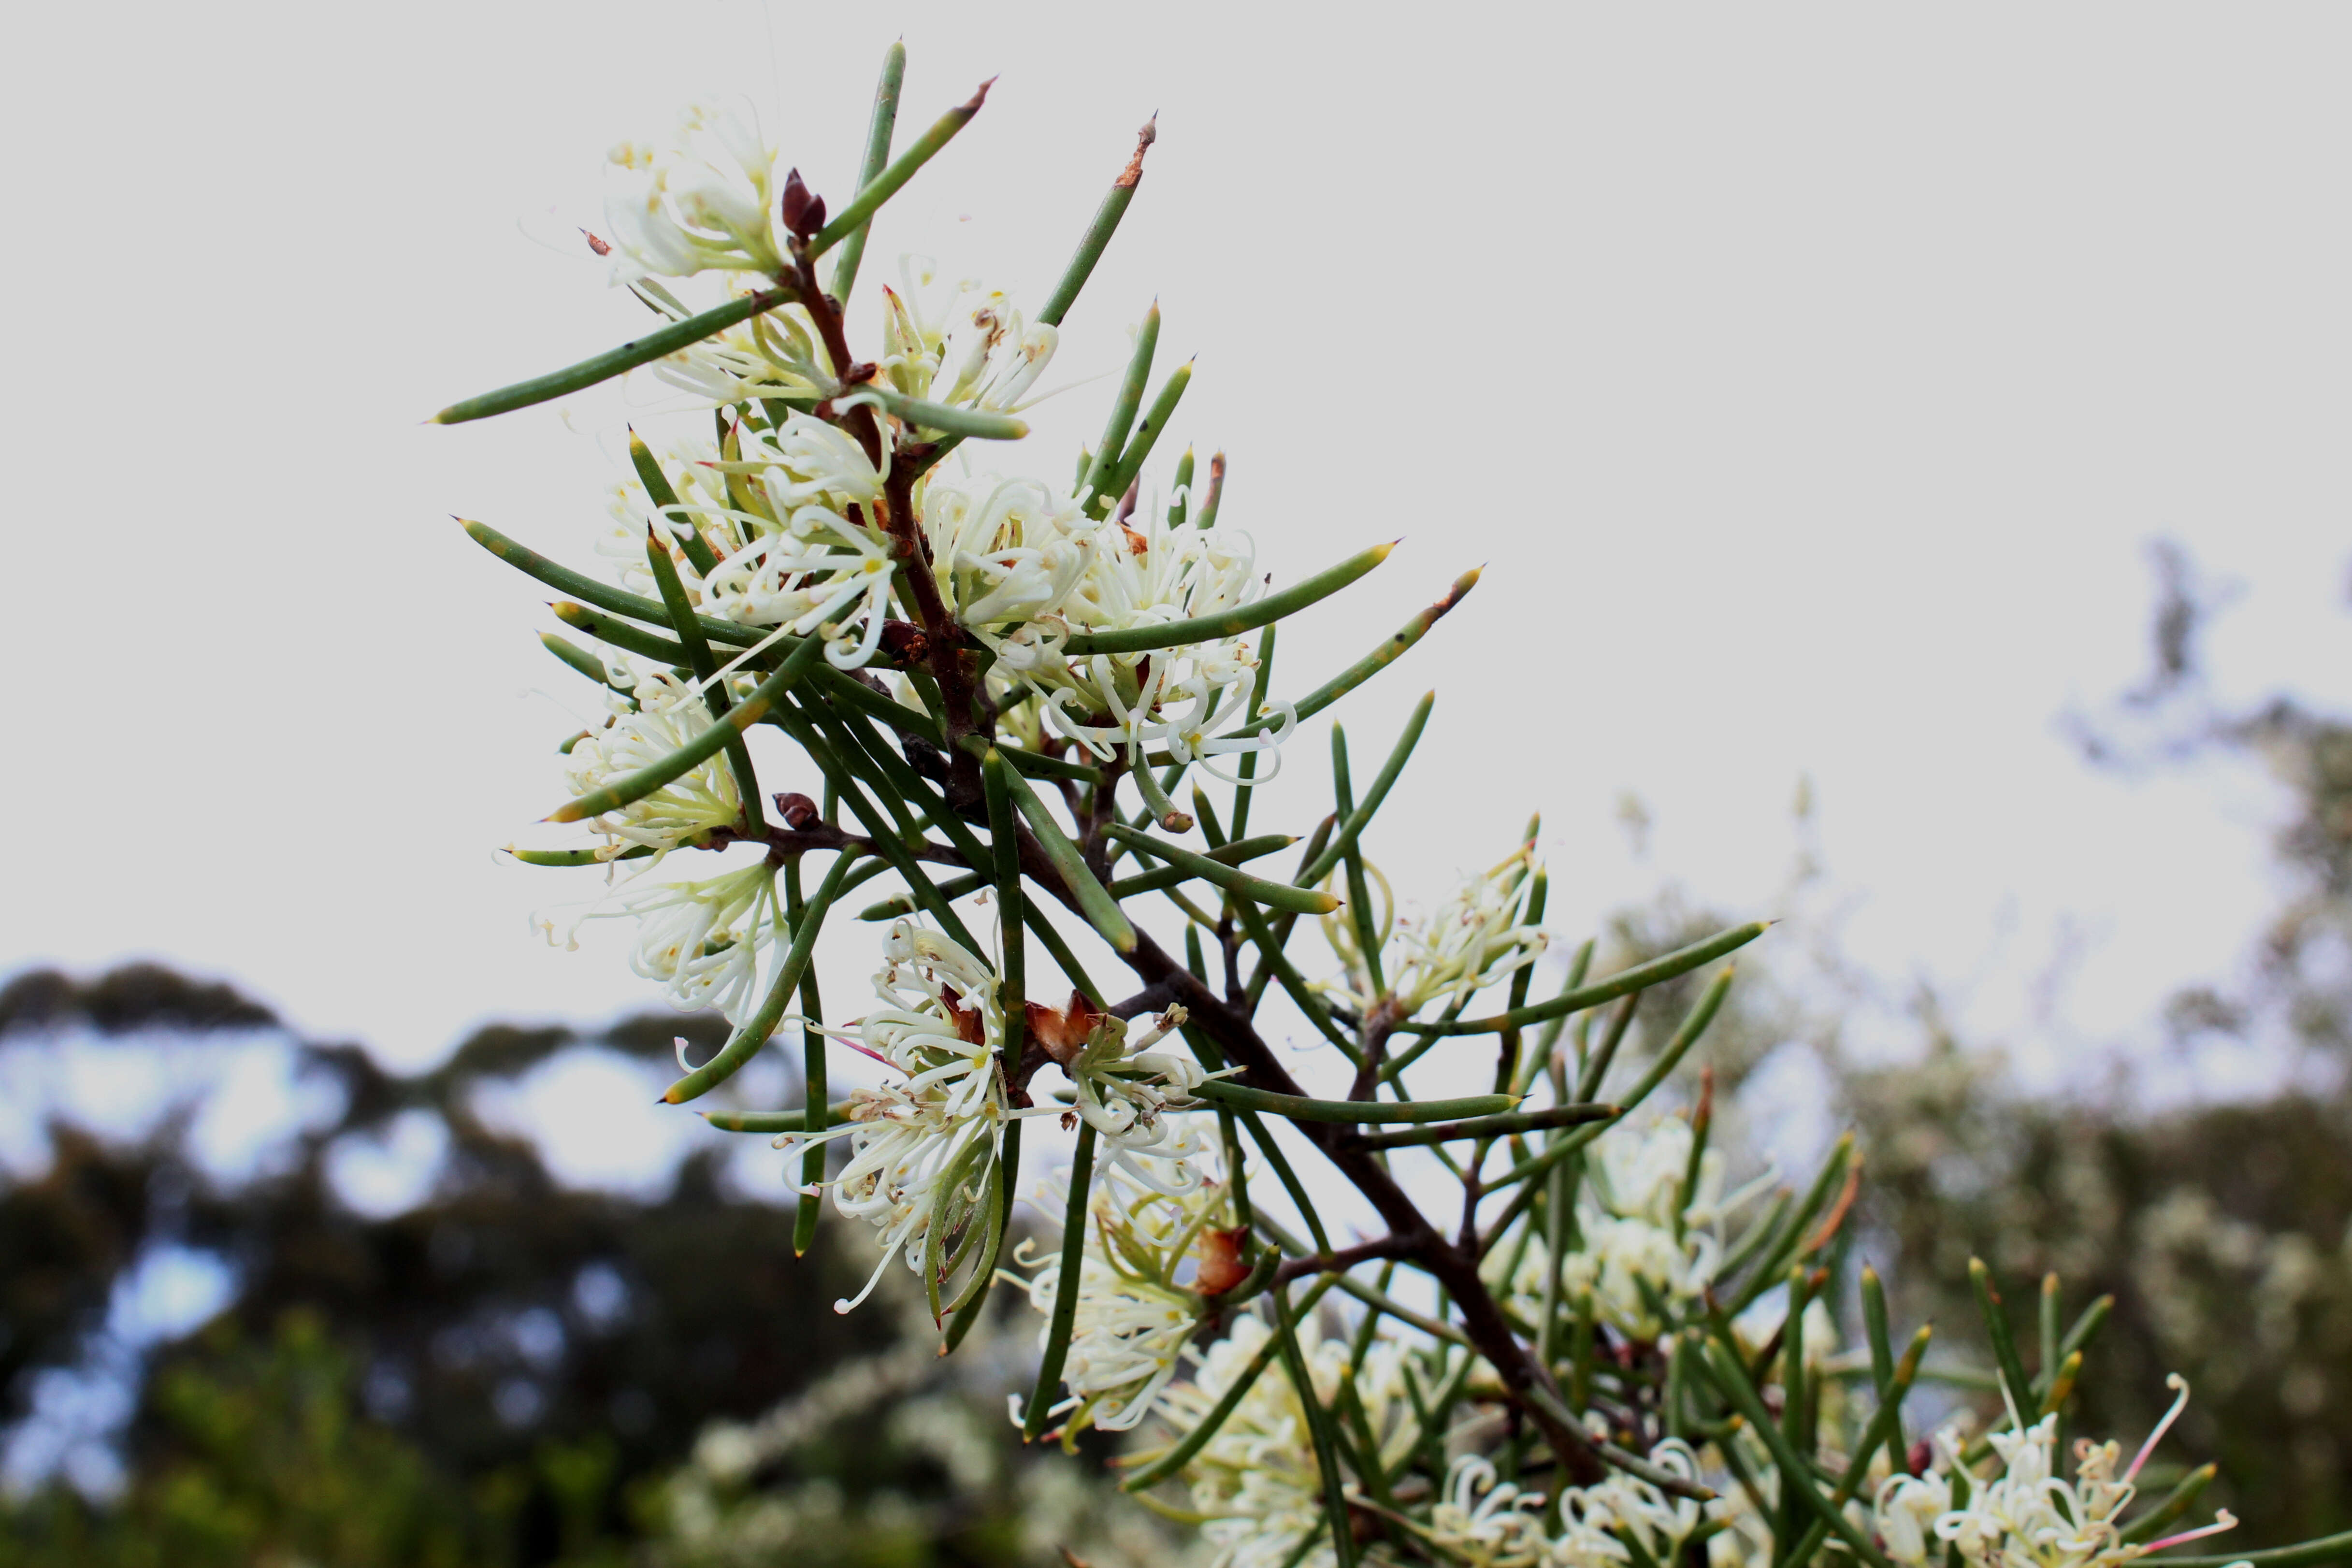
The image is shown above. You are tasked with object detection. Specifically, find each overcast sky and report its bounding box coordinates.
[5,2,2349,1088]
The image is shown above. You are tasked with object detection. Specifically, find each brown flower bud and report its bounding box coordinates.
[772,792,819,830]
[779,168,825,237]
[1194,1227,1251,1296]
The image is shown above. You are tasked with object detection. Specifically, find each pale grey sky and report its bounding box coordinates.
[5,1,2348,1093]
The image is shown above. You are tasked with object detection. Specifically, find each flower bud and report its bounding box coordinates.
[773,792,819,830]
[779,168,825,237]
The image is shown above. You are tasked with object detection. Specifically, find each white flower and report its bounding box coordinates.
[1011,1123,1237,1437]
[780,921,1009,1314]
[559,670,743,853]
[1328,844,1547,1017]
[1884,1376,2237,1568]
[1553,1439,1711,1567]
[1429,1455,1549,1568]
[1498,1116,1768,1341]
[613,859,784,1024]
[880,261,1060,413]
[1034,1000,1210,1157]
[603,100,784,280]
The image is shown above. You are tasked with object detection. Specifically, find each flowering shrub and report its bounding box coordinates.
[440,44,2341,1568]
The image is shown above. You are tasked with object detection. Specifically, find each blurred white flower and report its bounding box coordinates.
[604,99,784,280]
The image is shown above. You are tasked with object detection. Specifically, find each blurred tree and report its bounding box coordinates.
[0,966,1128,1564]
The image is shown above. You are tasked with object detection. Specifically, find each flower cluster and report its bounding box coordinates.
[1875,1379,2237,1568]
[1010,1122,1239,1438]
[1149,1313,1418,1568]
[1498,1114,1771,1340]
[782,921,1010,1313]
[1324,844,1549,1017]
[558,667,743,855]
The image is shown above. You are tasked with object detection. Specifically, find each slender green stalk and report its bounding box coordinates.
[1229,565,1480,737]
[858,871,990,921]
[786,857,827,1255]
[505,846,655,867]
[1270,1280,1359,1568]
[699,1102,854,1133]
[1402,922,1769,1036]
[463,518,779,649]
[1105,833,1293,898]
[433,290,791,424]
[808,78,993,258]
[1297,692,1434,885]
[1065,541,1396,657]
[1106,826,1338,915]
[1861,1265,1907,1464]
[1187,1079,1515,1125]
[539,632,612,688]
[1023,1120,1098,1442]
[827,40,906,304]
[1039,116,1155,327]
[1081,303,1159,515]
[552,600,691,667]
[941,1118,1019,1354]
[629,430,719,575]
[1103,359,1192,505]
[2134,1531,2352,1568]
[1329,725,1385,999]
[996,763,1137,952]
[1346,1105,1617,1150]
[2118,1464,2219,1545]
[644,528,764,835]
[1693,1338,1896,1568]
[857,384,1028,440]
[982,749,1028,1075]
[1168,446,1195,526]
[1969,1258,2039,1421]
[662,849,862,1104]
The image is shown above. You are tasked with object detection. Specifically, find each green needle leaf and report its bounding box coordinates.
[552,600,691,667]
[1400,921,1770,1036]
[700,1102,855,1134]
[1344,1104,1618,1150]
[1185,1079,1515,1125]
[809,78,994,258]
[539,632,612,688]
[991,760,1136,953]
[433,289,791,424]
[855,384,1028,440]
[826,40,907,306]
[1082,303,1158,516]
[630,429,719,577]
[1299,692,1432,886]
[1063,540,1395,658]
[1105,825,1338,915]
[1103,359,1192,505]
[504,846,654,867]
[462,518,781,651]
[1022,1119,1097,1442]
[1230,565,1480,738]
[1104,833,1293,898]
[1039,117,1155,327]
